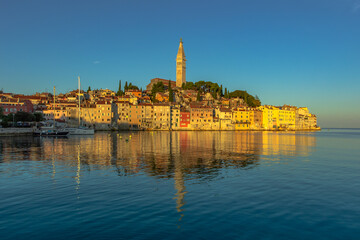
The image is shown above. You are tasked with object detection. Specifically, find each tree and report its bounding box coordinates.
[151,82,165,101]
[127,83,139,90]
[34,112,44,122]
[168,80,174,102]
[118,80,122,93]
[196,91,201,101]
[6,113,14,127]
[116,80,124,96]
[220,85,223,97]
[15,112,35,122]
[87,86,91,93]
[124,81,128,91]
[211,91,217,100]
[182,81,196,90]
[228,90,261,107]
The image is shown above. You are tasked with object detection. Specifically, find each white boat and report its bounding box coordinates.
[67,76,95,135]
[67,126,94,135]
[34,87,69,137]
[34,128,69,136]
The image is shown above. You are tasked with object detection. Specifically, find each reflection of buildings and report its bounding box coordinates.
[0,131,317,220]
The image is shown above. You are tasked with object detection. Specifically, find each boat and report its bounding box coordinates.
[34,128,69,136]
[67,126,94,135]
[66,76,95,135]
[33,86,69,137]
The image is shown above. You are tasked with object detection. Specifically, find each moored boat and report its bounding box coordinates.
[67,76,95,135]
[34,128,69,136]
[66,127,94,135]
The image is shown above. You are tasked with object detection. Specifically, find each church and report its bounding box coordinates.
[146,38,186,91]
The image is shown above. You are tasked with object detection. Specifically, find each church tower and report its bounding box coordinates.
[176,38,186,88]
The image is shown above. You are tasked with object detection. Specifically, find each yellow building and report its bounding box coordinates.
[258,105,279,130]
[171,106,180,129]
[69,101,116,130]
[216,107,233,130]
[153,103,171,129]
[278,105,296,130]
[233,108,250,130]
[248,108,262,129]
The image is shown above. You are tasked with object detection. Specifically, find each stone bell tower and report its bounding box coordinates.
[176,38,186,88]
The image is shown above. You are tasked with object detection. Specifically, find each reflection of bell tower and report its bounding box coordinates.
[170,132,186,222]
[176,38,186,88]
[174,158,186,207]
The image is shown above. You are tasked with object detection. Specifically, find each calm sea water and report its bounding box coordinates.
[0,129,359,239]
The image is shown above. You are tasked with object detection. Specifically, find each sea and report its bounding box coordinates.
[0,129,359,239]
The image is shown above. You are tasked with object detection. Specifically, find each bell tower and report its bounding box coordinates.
[176,38,186,88]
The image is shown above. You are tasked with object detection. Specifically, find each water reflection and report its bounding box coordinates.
[0,131,317,222]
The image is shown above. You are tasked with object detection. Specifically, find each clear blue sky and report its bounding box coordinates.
[1,0,359,128]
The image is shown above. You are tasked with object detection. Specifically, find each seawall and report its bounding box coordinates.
[0,128,34,136]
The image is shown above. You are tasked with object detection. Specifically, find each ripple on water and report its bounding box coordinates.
[0,131,360,239]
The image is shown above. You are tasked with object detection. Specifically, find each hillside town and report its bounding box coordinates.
[0,39,319,131]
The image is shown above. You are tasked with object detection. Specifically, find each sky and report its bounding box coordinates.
[0,0,359,128]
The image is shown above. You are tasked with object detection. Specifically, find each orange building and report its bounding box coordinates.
[125,89,142,98]
[155,92,169,102]
[190,104,214,129]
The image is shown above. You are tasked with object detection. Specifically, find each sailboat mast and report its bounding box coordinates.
[53,86,56,128]
[78,76,81,126]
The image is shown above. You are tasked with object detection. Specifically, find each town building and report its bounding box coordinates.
[0,99,34,115]
[216,107,233,130]
[179,109,190,128]
[190,104,214,130]
[169,105,180,129]
[153,103,171,130]
[258,105,278,130]
[278,105,296,130]
[249,108,262,129]
[125,89,142,98]
[146,78,176,92]
[233,108,250,130]
[139,103,153,129]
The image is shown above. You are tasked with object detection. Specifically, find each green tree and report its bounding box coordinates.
[224,88,228,98]
[124,81,128,91]
[116,80,124,96]
[228,90,261,107]
[196,91,201,101]
[168,80,174,102]
[87,86,91,93]
[34,112,44,122]
[127,83,139,90]
[15,112,35,122]
[5,113,14,127]
[211,91,218,100]
[151,82,165,101]
[183,81,196,90]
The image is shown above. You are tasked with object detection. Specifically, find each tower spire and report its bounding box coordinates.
[176,38,186,88]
